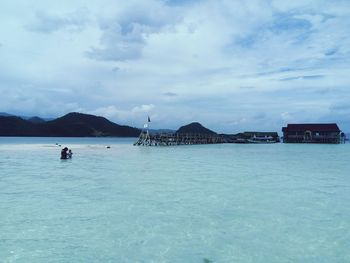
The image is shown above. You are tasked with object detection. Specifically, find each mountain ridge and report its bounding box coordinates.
[176,122,217,135]
[0,112,141,137]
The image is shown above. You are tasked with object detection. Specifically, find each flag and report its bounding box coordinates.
[148,116,151,122]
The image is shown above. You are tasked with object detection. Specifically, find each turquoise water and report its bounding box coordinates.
[0,137,349,263]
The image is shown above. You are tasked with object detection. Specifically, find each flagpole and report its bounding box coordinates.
[142,116,151,145]
[147,116,151,144]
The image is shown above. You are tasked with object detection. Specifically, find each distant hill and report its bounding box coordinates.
[0,116,38,136]
[0,112,14,117]
[0,112,141,137]
[176,122,217,135]
[0,112,53,121]
[28,116,46,123]
[40,112,141,137]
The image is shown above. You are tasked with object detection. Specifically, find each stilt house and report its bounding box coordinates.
[282,123,345,144]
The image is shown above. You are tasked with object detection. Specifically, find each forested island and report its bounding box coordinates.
[0,112,140,137]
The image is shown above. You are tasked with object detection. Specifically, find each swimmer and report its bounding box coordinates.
[60,147,68,159]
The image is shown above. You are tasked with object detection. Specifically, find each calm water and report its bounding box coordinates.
[0,137,349,263]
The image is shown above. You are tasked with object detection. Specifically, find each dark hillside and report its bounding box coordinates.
[28,116,46,123]
[38,112,140,137]
[0,116,38,136]
[176,122,217,135]
[0,112,141,137]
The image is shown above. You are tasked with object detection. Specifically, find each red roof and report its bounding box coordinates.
[284,123,340,132]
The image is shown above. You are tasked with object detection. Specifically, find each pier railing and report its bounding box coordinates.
[134,132,226,146]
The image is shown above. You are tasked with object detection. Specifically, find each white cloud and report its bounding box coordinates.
[88,105,124,119]
[131,104,155,113]
[85,0,183,61]
[281,112,293,122]
[1,0,350,132]
[85,104,155,126]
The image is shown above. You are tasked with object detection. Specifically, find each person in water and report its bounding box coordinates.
[67,149,73,158]
[60,147,68,159]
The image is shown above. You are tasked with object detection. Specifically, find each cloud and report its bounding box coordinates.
[253,113,267,120]
[279,75,324,81]
[132,104,155,113]
[88,105,125,119]
[324,48,338,56]
[86,104,155,126]
[270,13,312,34]
[164,0,202,6]
[280,112,293,122]
[163,92,177,97]
[329,102,350,112]
[86,1,183,61]
[1,0,350,132]
[239,86,255,90]
[86,22,146,61]
[0,84,80,118]
[234,11,313,49]
[26,9,89,33]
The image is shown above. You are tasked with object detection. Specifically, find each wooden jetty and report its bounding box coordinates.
[133,118,282,146]
[134,131,225,146]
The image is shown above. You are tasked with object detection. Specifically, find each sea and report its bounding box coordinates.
[0,137,349,263]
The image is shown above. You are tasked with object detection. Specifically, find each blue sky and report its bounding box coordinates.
[1,0,350,132]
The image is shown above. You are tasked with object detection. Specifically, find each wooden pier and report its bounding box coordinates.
[134,131,225,146]
[133,118,282,146]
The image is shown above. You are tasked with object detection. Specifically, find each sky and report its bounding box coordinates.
[1,0,350,133]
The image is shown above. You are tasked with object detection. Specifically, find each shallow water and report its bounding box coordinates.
[0,137,349,262]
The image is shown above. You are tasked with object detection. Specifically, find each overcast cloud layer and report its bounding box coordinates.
[1,0,350,132]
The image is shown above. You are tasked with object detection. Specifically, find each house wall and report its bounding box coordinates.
[283,131,341,144]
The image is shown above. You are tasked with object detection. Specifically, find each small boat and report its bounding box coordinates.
[247,135,277,144]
